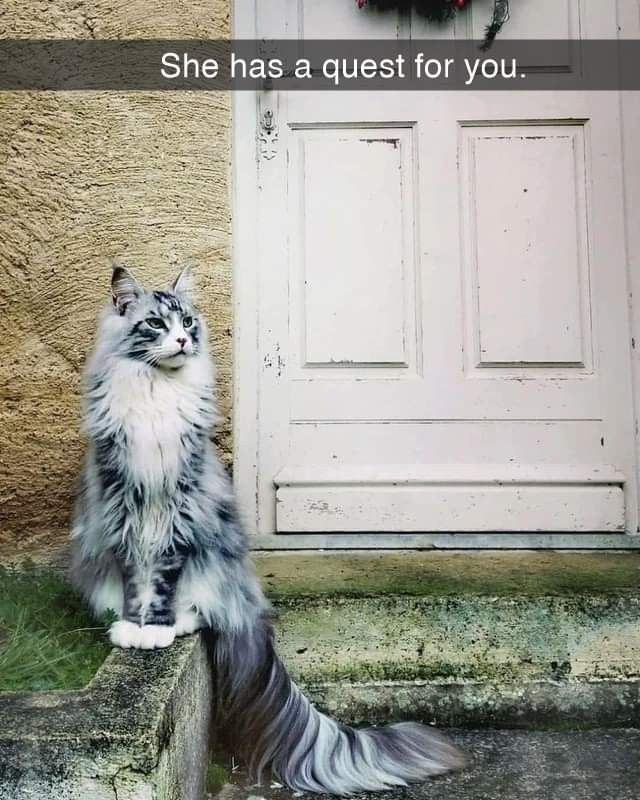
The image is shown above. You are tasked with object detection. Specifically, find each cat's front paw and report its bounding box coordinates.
[109,621,176,649]
[138,624,176,650]
[109,620,143,648]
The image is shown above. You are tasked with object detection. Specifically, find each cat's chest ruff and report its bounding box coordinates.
[108,367,199,487]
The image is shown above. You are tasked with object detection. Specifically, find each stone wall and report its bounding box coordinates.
[0,2,232,560]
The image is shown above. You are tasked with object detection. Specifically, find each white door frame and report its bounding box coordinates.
[620,0,640,537]
[232,0,260,534]
[231,0,640,549]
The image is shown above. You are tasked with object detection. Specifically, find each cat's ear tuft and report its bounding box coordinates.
[171,266,195,298]
[111,267,140,315]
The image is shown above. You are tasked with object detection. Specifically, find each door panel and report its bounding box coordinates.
[276,482,625,533]
[296,128,415,369]
[463,124,591,367]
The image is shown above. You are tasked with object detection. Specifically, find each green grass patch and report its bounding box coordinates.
[0,563,112,692]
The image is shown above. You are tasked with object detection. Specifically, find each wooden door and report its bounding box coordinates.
[234,0,638,543]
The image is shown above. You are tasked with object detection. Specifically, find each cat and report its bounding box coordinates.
[71,266,465,794]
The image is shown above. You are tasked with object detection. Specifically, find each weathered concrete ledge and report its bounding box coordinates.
[253,551,640,727]
[0,634,211,800]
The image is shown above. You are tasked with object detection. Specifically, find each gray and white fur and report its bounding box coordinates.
[71,267,465,795]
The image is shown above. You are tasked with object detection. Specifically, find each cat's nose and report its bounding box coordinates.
[177,337,187,348]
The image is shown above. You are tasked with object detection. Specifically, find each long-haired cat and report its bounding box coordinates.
[71,267,464,795]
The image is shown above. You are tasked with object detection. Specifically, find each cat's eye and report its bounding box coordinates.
[146,317,165,330]
[183,316,193,329]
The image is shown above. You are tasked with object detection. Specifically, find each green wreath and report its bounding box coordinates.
[356,0,510,49]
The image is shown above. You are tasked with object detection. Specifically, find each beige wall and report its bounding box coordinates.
[0,3,232,560]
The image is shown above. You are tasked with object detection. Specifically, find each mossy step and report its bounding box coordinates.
[251,552,640,728]
[253,551,640,600]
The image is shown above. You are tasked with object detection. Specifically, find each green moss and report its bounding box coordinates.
[255,552,640,601]
[298,657,544,685]
[206,762,230,794]
[0,563,111,691]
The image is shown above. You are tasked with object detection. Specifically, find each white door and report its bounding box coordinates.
[234,0,638,542]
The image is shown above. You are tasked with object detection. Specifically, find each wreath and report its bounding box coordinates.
[356,0,510,49]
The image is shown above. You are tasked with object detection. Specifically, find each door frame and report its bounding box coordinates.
[231,0,640,549]
[232,0,260,534]
[620,0,640,537]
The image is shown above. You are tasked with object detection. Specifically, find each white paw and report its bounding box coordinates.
[109,620,142,649]
[137,624,176,650]
[175,611,204,637]
[109,621,176,649]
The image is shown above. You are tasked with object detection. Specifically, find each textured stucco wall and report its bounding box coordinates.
[0,3,232,560]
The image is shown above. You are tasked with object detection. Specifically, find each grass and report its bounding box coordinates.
[0,563,112,692]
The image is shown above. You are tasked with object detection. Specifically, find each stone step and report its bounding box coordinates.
[253,551,640,727]
[214,729,640,800]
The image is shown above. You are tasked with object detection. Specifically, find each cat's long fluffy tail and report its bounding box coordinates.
[213,617,465,795]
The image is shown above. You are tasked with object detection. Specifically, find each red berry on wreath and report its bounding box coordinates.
[453,0,467,8]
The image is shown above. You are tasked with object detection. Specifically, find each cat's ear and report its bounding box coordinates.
[171,265,195,298]
[111,267,141,315]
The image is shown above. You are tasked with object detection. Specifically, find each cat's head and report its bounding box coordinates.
[109,266,203,370]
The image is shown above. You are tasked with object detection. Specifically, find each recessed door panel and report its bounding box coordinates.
[297,129,412,369]
[462,123,592,369]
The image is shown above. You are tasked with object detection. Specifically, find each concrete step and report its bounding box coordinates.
[252,551,640,727]
[214,729,640,800]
